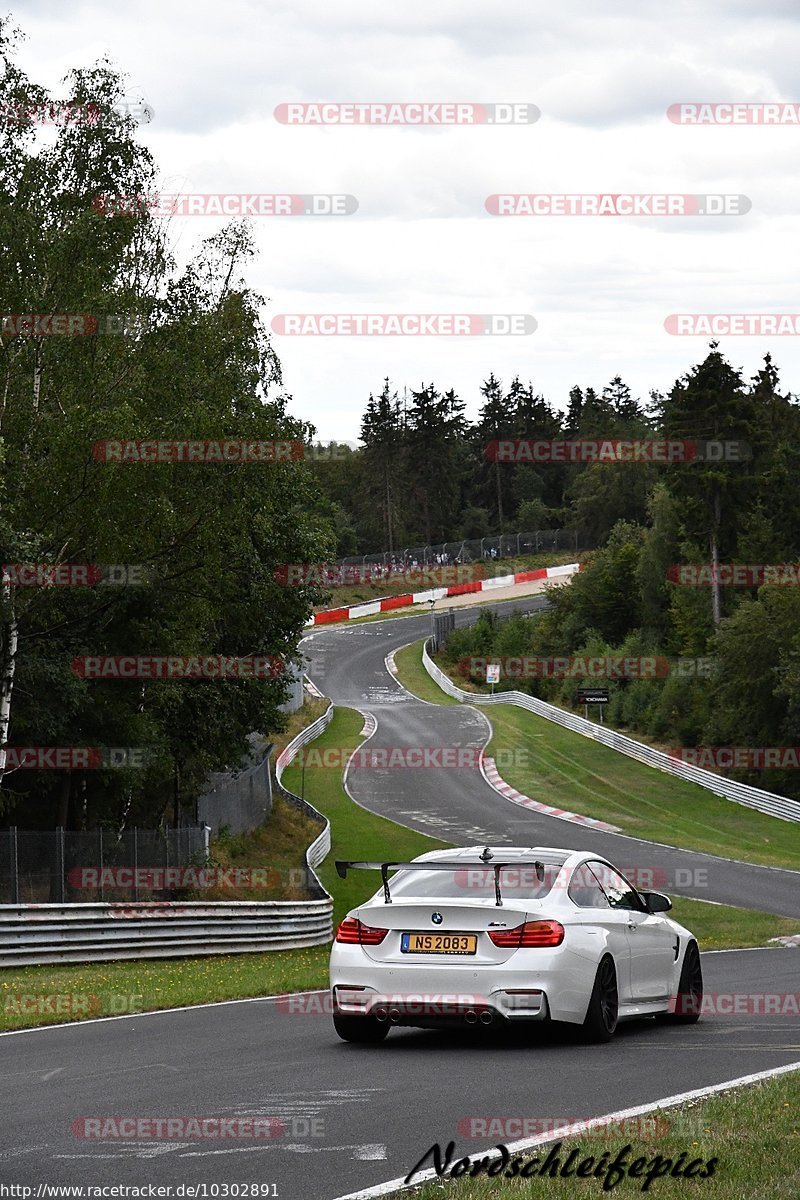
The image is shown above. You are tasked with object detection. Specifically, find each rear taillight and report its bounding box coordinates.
[335,917,388,945]
[487,920,565,948]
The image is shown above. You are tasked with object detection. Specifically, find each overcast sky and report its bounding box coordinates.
[14,0,800,440]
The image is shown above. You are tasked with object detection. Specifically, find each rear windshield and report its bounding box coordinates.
[386,862,565,901]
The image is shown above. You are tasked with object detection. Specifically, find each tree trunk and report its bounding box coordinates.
[495,460,504,533]
[173,756,180,828]
[384,463,393,555]
[710,489,722,627]
[0,573,18,787]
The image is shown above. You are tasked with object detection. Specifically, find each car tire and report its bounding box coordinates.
[582,955,618,1043]
[660,941,703,1024]
[333,1012,389,1044]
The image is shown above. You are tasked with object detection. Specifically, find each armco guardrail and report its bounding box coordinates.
[0,707,337,967]
[274,703,335,893]
[0,900,332,967]
[422,642,800,824]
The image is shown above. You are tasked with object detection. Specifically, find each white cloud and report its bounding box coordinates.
[13,0,800,437]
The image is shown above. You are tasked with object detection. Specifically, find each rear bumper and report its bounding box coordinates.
[329,945,591,1025]
[333,984,549,1025]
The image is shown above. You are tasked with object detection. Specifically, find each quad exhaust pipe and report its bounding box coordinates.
[465,1008,494,1025]
[374,1005,494,1025]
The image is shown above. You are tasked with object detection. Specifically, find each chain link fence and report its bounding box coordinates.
[0,825,208,904]
[197,750,273,837]
[338,528,592,570]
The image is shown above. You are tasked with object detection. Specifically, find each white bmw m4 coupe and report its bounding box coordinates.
[329,846,703,1044]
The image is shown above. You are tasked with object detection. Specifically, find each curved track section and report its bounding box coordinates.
[303,601,800,918]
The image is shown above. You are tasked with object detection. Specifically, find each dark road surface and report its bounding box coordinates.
[1,950,799,1198]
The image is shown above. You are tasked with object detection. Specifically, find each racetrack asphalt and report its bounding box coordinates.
[1,950,798,1197]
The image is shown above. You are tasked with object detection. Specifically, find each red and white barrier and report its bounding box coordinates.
[305,562,580,626]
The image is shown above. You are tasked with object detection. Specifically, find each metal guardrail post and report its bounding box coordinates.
[11,827,19,905]
[57,826,65,903]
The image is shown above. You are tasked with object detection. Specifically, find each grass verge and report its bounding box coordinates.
[394,640,800,871]
[182,796,319,901]
[390,1070,800,1199]
[392,641,460,706]
[281,706,450,923]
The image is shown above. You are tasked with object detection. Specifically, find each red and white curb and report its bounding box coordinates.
[481,755,622,834]
[769,934,800,947]
[305,562,580,626]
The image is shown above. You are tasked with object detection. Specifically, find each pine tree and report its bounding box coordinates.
[658,344,762,626]
[564,386,583,437]
[360,379,402,553]
[603,375,647,432]
[475,373,510,531]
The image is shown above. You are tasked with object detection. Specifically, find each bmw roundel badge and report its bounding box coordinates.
[431,912,443,924]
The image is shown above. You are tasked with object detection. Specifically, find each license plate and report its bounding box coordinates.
[401,932,477,955]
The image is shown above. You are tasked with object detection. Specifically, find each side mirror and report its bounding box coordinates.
[641,890,672,913]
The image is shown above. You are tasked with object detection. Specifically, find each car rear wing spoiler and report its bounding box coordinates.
[334,858,545,905]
